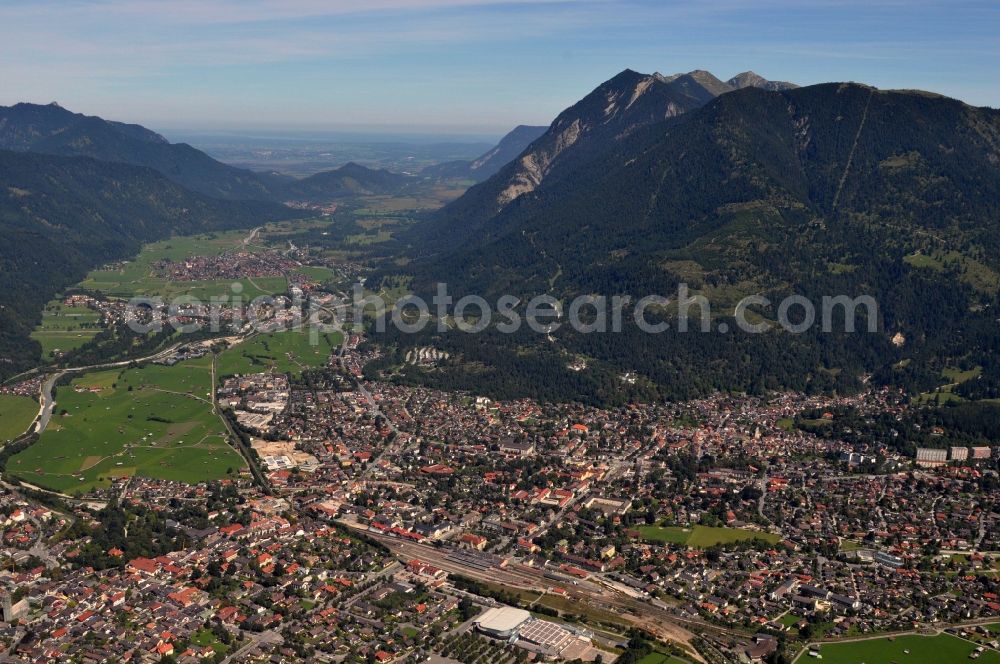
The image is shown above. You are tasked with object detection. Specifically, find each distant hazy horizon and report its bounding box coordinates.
[165,127,508,145]
[1,0,997,134]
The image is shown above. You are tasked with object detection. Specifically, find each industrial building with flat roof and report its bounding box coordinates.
[517,618,576,655]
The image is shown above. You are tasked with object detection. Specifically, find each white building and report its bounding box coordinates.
[474,606,531,639]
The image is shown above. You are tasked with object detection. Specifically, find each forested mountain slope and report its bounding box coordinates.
[0,150,299,378]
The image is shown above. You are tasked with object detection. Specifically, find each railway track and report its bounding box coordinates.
[354,525,750,661]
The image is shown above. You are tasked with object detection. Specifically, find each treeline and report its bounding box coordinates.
[799,401,1000,457]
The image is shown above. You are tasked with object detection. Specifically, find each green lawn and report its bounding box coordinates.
[0,394,38,441]
[637,652,689,664]
[779,613,803,628]
[688,525,781,547]
[637,525,692,545]
[217,330,342,377]
[840,539,864,552]
[638,524,781,548]
[812,633,1000,664]
[9,356,244,494]
[190,627,230,655]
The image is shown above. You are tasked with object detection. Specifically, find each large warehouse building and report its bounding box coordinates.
[474,605,595,659]
[474,607,531,638]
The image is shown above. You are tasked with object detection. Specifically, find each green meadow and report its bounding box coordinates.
[904,250,1000,296]
[637,653,690,664]
[0,394,38,441]
[915,365,984,405]
[809,633,1000,664]
[9,356,244,494]
[293,265,336,282]
[31,300,102,356]
[217,330,343,377]
[190,628,230,656]
[638,524,781,548]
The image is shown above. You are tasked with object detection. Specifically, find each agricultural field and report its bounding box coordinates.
[638,524,781,548]
[346,229,393,245]
[352,187,465,214]
[259,217,330,238]
[216,330,343,377]
[31,300,102,357]
[0,394,38,441]
[8,356,244,494]
[807,632,1000,664]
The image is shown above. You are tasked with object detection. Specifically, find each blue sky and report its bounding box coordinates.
[0,0,997,136]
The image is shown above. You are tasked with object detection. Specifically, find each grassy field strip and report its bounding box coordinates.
[637,524,781,548]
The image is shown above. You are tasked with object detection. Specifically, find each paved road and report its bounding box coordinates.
[975,510,987,551]
[25,515,59,568]
[757,467,769,522]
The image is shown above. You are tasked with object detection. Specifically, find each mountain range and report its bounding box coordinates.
[420,69,798,248]
[5,67,998,405]
[0,103,421,202]
[0,102,285,200]
[0,100,544,377]
[384,70,1000,404]
[421,125,548,182]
